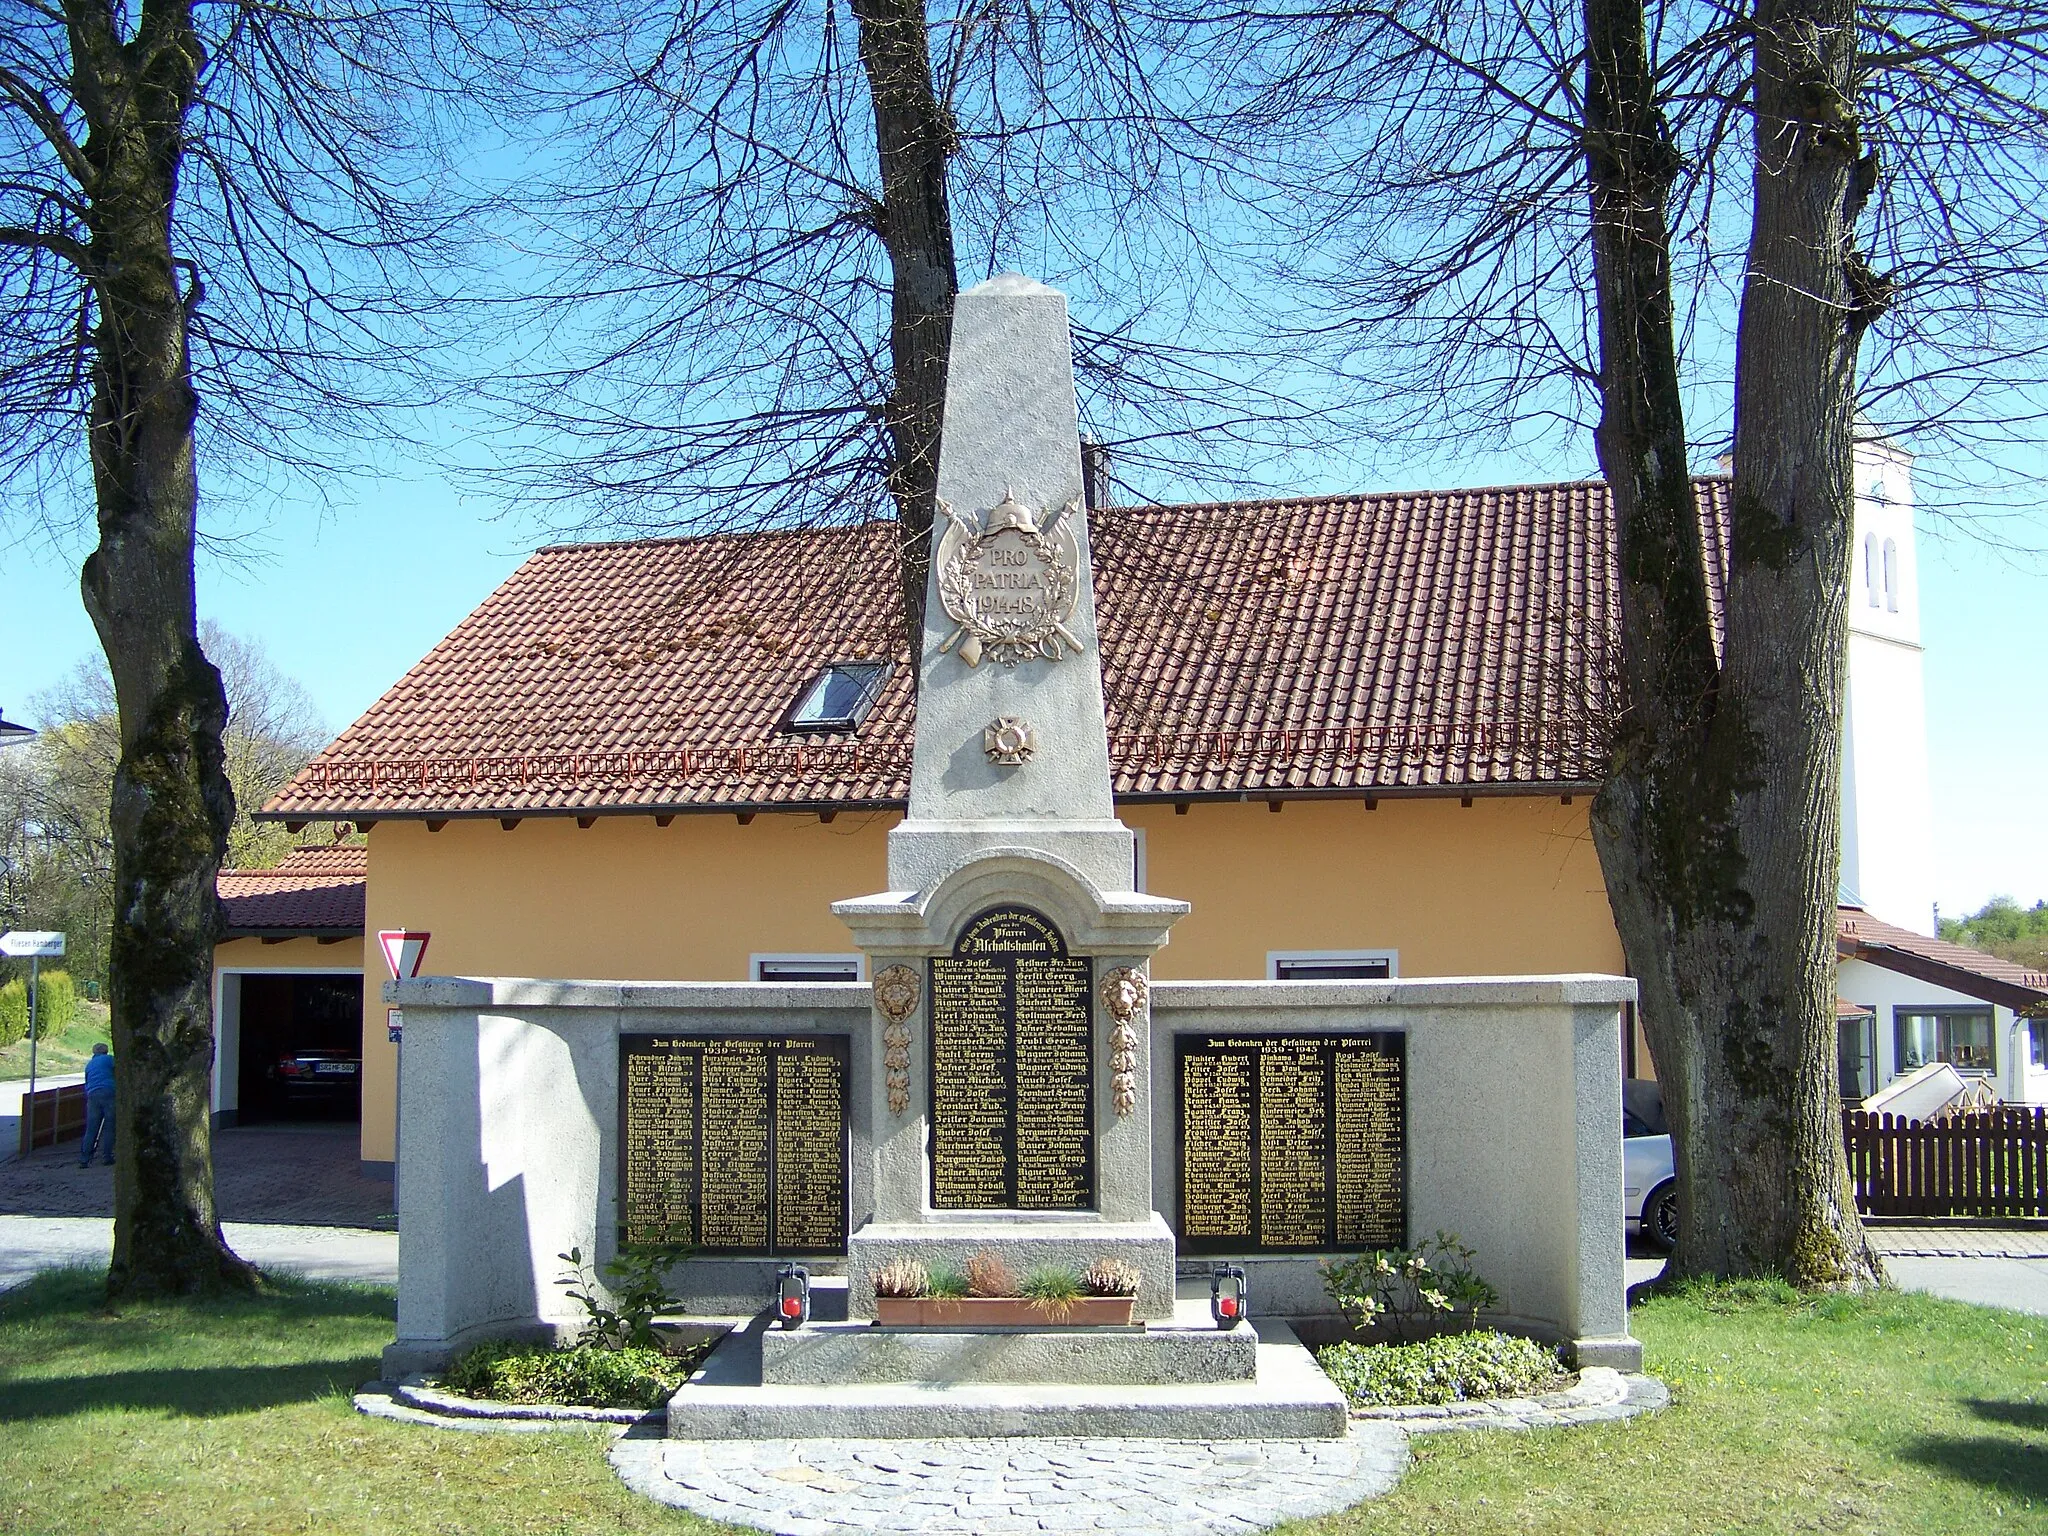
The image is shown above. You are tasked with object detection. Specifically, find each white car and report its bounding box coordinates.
[1623,1079,1679,1252]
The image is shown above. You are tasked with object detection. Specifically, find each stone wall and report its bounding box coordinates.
[381,972,1636,1374]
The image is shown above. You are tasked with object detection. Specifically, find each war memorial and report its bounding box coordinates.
[382,274,1640,1442]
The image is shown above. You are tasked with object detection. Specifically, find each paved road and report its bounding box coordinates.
[0,1121,393,1226]
[1884,1255,2048,1316]
[1629,1241,2048,1316]
[0,1214,397,1292]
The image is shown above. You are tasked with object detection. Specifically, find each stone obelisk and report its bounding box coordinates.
[883,272,1134,896]
[835,275,1187,1320]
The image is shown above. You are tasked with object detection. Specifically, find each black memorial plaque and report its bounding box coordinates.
[928,906,1095,1210]
[619,1033,849,1254]
[1175,1033,1405,1253]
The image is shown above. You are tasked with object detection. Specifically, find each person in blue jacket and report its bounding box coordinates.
[79,1042,114,1168]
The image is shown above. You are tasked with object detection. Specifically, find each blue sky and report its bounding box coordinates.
[3,437,2041,918]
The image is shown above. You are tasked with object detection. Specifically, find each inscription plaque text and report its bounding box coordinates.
[619,1034,849,1254]
[1176,1033,1404,1252]
[928,906,1094,1209]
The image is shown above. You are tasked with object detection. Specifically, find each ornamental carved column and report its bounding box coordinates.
[1098,965,1149,1116]
[871,965,921,1116]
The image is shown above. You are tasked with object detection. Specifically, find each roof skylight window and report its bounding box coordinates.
[784,661,889,734]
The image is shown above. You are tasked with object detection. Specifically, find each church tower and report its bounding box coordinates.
[1840,430,1938,935]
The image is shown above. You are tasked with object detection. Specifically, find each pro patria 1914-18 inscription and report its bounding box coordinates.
[934,493,1083,668]
[928,906,1094,1209]
[620,1034,849,1254]
[1176,1033,1404,1252]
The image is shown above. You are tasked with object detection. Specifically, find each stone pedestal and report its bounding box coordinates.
[833,274,1188,1331]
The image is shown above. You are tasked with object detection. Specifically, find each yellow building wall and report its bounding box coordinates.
[1127,797,1622,980]
[216,935,365,971]
[351,796,1623,1164]
[356,811,901,1163]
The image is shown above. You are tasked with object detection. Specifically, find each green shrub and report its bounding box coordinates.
[555,1233,693,1349]
[0,981,23,1049]
[1317,1330,1564,1406]
[0,972,76,1046]
[440,1340,689,1409]
[1320,1231,1501,1341]
[35,971,76,1036]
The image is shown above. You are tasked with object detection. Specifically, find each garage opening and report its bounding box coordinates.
[232,972,365,1124]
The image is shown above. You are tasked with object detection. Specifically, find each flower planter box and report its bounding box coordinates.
[873,1296,1137,1327]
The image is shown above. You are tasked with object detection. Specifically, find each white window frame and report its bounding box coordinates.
[749,952,867,983]
[1266,949,1400,981]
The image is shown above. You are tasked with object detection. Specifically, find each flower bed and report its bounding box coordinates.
[873,1295,1136,1326]
[1316,1330,1568,1407]
[870,1251,1142,1326]
[440,1336,718,1410]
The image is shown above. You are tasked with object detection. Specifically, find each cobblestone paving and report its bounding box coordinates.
[1867,1225,2048,1258]
[0,1124,392,1227]
[609,1430,1409,1536]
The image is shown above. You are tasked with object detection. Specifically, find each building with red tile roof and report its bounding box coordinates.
[216,446,2027,1171]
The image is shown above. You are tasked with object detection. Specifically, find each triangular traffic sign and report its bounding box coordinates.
[378,930,430,980]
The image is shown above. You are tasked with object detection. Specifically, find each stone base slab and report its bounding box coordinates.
[1569,1333,1644,1371]
[667,1316,1347,1440]
[760,1307,1256,1386]
[847,1214,1179,1320]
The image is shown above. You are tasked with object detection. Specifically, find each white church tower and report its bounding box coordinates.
[1839,430,1938,935]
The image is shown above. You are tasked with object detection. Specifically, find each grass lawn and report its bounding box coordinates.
[0,1002,112,1080]
[0,1268,2041,1535]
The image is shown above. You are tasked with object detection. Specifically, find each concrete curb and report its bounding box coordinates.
[352,1379,657,1434]
[1350,1367,1670,1434]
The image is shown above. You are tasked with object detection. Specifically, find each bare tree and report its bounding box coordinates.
[1,0,503,1296]
[482,0,1320,649]
[1208,0,2048,1281]
[0,634,329,995]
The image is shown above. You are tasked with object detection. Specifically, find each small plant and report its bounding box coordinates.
[1081,1257,1143,1297]
[964,1249,1017,1298]
[1021,1265,1084,1320]
[557,1230,694,1351]
[926,1265,970,1299]
[1320,1232,1501,1342]
[874,1258,930,1299]
[442,1339,695,1409]
[1316,1331,1564,1407]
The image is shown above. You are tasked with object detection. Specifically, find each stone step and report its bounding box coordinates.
[761,1314,1257,1386]
[665,1316,1348,1440]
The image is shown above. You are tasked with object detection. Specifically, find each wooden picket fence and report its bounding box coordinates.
[1842,1106,2048,1219]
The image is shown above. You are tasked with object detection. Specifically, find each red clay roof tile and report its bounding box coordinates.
[218,845,368,934]
[264,480,1732,818]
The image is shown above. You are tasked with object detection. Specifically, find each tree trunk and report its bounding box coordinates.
[1583,0,1882,1286]
[852,0,960,657]
[71,0,258,1297]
